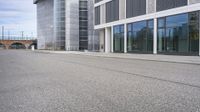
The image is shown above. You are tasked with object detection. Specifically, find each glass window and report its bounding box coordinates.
[157,28,165,52]
[113,25,124,52]
[127,24,132,32]
[147,20,154,51]
[189,11,199,52]
[158,18,165,28]
[166,14,188,28]
[127,20,153,53]
[157,12,199,55]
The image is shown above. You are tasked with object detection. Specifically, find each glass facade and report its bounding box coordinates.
[94,0,200,55]
[36,0,54,50]
[157,12,199,55]
[113,25,124,52]
[127,20,153,53]
[54,0,66,50]
[35,0,97,51]
[79,0,88,50]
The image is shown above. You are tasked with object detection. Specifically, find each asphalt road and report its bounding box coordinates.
[0,50,200,112]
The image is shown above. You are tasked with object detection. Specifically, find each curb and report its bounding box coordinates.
[34,50,200,65]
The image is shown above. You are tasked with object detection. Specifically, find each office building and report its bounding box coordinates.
[94,0,200,55]
[34,0,99,51]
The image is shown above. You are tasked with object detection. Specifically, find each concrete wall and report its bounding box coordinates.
[119,0,125,20]
[147,0,156,14]
[100,4,106,24]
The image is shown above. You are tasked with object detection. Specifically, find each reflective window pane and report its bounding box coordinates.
[127,20,153,53]
[113,25,124,52]
[157,12,199,55]
[189,11,199,52]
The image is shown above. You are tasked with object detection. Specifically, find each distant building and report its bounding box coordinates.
[34,0,99,51]
[94,0,200,56]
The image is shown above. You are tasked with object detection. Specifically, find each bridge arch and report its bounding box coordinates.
[28,43,37,49]
[0,43,6,49]
[9,42,26,49]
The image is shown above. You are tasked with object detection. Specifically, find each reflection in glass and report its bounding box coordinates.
[54,0,66,50]
[157,12,199,55]
[113,25,124,52]
[127,20,153,53]
[189,12,199,52]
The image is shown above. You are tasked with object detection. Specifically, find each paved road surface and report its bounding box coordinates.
[0,50,200,112]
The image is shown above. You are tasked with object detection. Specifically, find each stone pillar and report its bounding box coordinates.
[124,24,127,53]
[146,0,156,14]
[119,0,125,20]
[153,18,157,54]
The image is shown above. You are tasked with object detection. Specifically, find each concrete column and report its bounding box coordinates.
[105,27,111,53]
[111,26,114,53]
[146,0,148,14]
[124,24,127,53]
[100,4,105,24]
[147,0,156,14]
[119,0,125,20]
[124,0,126,18]
[153,18,157,54]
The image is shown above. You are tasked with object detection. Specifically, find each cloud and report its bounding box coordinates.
[0,0,37,38]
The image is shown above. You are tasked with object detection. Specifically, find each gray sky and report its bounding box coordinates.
[0,0,36,38]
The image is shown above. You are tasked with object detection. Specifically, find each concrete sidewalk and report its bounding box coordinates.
[35,50,200,65]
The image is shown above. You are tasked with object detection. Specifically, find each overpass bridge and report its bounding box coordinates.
[0,40,37,49]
